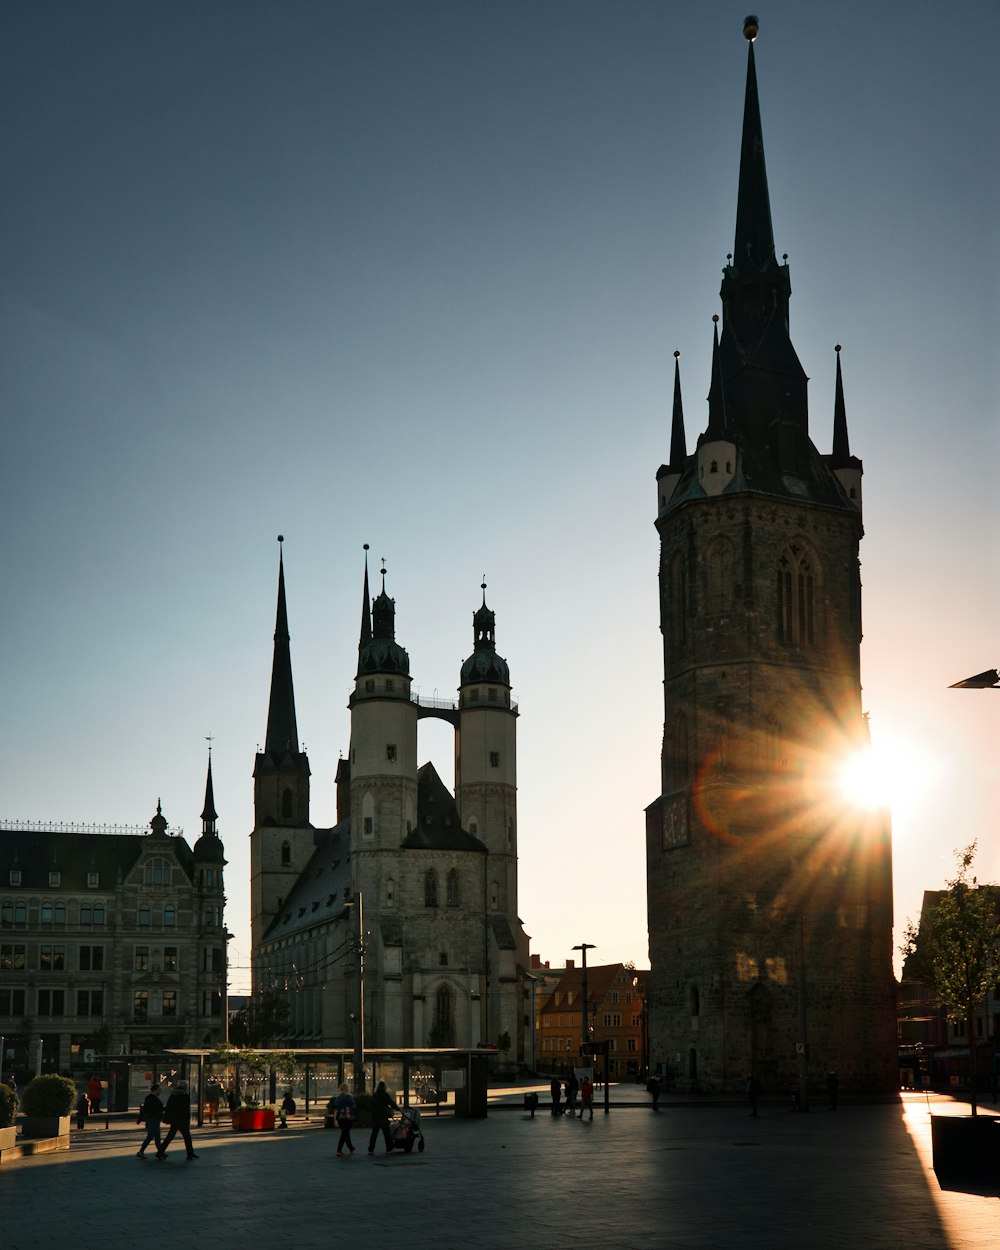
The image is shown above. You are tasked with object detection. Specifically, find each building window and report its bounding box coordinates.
[363,817,373,836]
[138,905,151,927]
[690,984,700,1016]
[611,991,619,1004]
[38,989,65,1017]
[439,952,448,966]
[490,881,499,909]
[144,857,170,886]
[468,818,478,834]
[1,901,11,924]
[93,904,105,926]
[1,943,26,970]
[386,878,395,906]
[163,904,176,927]
[365,679,375,692]
[627,1037,637,1052]
[77,989,104,1016]
[204,905,219,927]
[8,870,21,887]
[488,688,497,702]
[133,990,149,1023]
[40,944,65,971]
[0,988,26,1015]
[55,902,66,924]
[385,679,394,692]
[79,903,91,925]
[446,869,459,907]
[134,946,149,972]
[48,871,61,887]
[41,902,53,924]
[424,870,438,908]
[164,946,178,972]
[777,547,815,645]
[281,840,291,866]
[386,744,397,762]
[489,752,500,768]
[14,901,27,925]
[87,871,99,888]
[162,990,177,1017]
[79,945,104,972]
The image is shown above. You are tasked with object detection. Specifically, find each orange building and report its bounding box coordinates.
[536,959,649,1080]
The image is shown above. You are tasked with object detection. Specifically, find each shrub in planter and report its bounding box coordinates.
[21,1074,76,1118]
[0,1084,18,1129]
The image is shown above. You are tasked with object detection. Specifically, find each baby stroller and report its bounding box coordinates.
[389,1107,425,1153]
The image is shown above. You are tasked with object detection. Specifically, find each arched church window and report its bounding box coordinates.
[446,869,460,907]
[281,840,291,866]
[281,788,294,819]
[777,546,816,645]
[425,870,438,908]
[363,793,375,839]
[433,984,454,1046]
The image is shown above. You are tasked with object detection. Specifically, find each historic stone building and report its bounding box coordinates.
[645,20,896,1094]
[0,763,228,1080]
[250,545,533,1067]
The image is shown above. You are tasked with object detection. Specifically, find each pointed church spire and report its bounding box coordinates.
[733,17,775,274]
[669,351,687,466]
[703,316,730,440]
[831,344,851,463]
[264,535,300,757]
[357,543,372,668]
[201,744,218,833]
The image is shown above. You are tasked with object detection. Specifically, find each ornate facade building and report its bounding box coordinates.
[0,764,228,1080]
[250,546,533,1067]
[645,21,896,1094]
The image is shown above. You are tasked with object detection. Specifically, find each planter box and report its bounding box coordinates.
[21,1115,70,1140]
[931,1114,1000,1182]
[231,1108,276,1132]
[0,1126,17,1151]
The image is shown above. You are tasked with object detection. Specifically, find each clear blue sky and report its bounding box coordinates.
[2,2,997,992]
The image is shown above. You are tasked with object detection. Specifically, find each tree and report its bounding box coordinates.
[902,843,1000,1116]
[228,989,290,1047]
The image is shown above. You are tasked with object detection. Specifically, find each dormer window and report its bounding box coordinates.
[87,872,99,888]
[710,460,718,473]
[10,869,22,887]
[49,871,61,887]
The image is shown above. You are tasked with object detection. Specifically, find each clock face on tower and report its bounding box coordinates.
[662,792,689,849]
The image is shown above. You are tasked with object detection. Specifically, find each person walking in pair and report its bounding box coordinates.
[578,1076,594,1120]
[565,1073,579,1116]
[368,1081,398,1154]
[136,1083,164,1157]
[332,1083,358,1156]
[159,1079,198,1159]
[550,1076,562,1116]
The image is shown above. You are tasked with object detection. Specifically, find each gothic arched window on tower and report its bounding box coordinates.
[446,868,460,907]
[281,788,294,819]
[425,869,438,908]
[281,840,291,866]
[777,547,816,645]
[432,984,454,1047]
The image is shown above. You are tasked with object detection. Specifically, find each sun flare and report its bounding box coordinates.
[837,732,934,814]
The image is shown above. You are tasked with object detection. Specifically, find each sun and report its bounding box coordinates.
[836,730,937,814]
[838,748,891,809]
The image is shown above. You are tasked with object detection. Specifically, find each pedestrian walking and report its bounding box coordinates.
[648,1073,661,1111]
[565,1073,579,1116]
[550,1076,562,1116]
[159,1079,198,1159]
[204,1077,223,1125]
[75,1089,89,1130]
[746,1073,761,1117]
[332,1083,358,1156]
[136,1083,165,1157]
[579,1076,594,1120]
[826,1071,839,1111]
[367,1081,398,1154]
[87,1075,102,1113]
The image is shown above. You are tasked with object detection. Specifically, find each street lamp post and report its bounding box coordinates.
[572,943,596,1051]
[345,893,366,1093]
[949,668,999,689]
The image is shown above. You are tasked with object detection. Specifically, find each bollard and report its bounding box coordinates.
[105,1118,110,1130]
[524,1092,539,1119]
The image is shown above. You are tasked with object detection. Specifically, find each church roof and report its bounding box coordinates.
[260,821,351,942]
[401,762,487,852]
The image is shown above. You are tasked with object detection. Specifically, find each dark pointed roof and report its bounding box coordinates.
[668,351,687,466]
[401,762,488,851]
[461,583,510,686]
[733,33,775,276]
[356,544,372,676]
[357,563,410,677]
[194,750,226,863]
[831,344,853,465]
[200,752,217,828]
[700,318,731,443]
[264,541,300,756]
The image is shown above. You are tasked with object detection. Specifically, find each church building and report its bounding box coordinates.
[250,544,533,1068]
[645,19,897,1094]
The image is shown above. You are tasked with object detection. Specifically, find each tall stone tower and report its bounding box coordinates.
[250,538,313,957]
[645,20,896,1094]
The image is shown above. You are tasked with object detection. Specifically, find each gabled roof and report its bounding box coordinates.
[0,828,193,889]
[401,763,487,852]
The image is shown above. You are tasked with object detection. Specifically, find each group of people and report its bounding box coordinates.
[327,1080,399,1155]
[549,1073,595,1119]
[136,1080,199,1160]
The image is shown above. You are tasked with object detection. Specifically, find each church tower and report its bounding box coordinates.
[250,537,313,960]
[645,19,896,1095]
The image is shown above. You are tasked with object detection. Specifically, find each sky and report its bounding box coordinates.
[2,1,997,995]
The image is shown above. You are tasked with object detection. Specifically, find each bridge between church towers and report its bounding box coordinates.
[410,692,518,728]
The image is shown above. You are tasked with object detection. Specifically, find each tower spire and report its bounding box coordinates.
[669,350,687,466]
[831,344,851,463]
[201,743,218,834]
[357,543,372,671]
[264,535,300,757]
[733,17,775,275]
[703,316,729,440]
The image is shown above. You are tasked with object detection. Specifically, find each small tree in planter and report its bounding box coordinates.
[20,1074,76,1139]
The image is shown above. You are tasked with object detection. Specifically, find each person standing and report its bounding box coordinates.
[159,1080,198,1160]
[648,1073,661,1112]
[565,1073,579,1117]
[87,1075,102,1114]
[578,1076,594,1120]
[136,1083,165,1157]
[75,1089,90,1130]
[204,1077,223,1125]
[332,1083,357,1156]
[367,1081,397,1155]
[550,1076,562,1116]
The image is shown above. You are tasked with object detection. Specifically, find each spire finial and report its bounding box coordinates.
[743,15,759,42]
[481,576,487,606]
[380,557,387,593]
